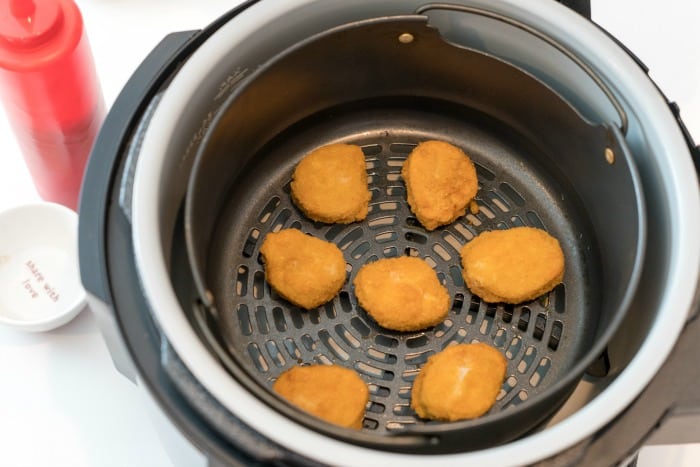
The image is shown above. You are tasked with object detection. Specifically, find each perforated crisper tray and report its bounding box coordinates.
[202,105,595,448]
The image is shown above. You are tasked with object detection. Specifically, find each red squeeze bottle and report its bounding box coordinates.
[0,0,105,211]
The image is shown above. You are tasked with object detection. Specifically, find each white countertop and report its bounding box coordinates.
[0,1,698,466]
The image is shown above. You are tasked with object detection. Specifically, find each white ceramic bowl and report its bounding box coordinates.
[0,202,86,332]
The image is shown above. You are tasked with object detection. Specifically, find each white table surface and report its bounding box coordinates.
[0,1,698,466]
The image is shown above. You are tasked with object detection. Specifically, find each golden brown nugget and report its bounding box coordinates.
[260,229,346,309]
[273,364,369,429]
[460,226,565,304]
[411,342,507,421]
[353,256,450,332]
[291,143,371,223]
[401,140,478,231]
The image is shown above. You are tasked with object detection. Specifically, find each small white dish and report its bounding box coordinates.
[0,202,86,332]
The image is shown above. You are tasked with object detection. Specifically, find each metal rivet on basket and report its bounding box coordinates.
[605,147,615,165]
[398,33,414,44]
[204,289,215,305]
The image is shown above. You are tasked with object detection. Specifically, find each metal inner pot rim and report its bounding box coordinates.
[130,0,700,465]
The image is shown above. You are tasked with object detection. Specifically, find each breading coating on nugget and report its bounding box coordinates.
[291,143,371,224]
[353,256,450,332]
[273,364,369,429]
[260,229,346,309]
[401,140,479,231]
[460,226,565,304]
[411,342,507,421]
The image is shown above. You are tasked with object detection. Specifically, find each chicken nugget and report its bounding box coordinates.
[273,364,369,429]
[460,226,565,304]
[402,140,478,231]
[353,256,450,332]
[260,228,346,309]
[411,342,507,421]
[291,143,371,224]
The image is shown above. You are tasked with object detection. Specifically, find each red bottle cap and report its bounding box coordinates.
[0,0,63,48]
[0,0,82,71]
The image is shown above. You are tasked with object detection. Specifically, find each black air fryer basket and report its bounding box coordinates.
[181,13,645,453]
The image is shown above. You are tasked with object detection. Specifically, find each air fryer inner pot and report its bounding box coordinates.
[182,16,644,453]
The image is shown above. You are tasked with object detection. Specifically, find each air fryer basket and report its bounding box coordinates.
[183,15,645,453]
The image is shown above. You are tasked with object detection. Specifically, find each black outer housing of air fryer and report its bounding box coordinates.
[77,0,700,465]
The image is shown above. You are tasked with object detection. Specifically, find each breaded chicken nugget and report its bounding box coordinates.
[460,226,565,304]
[353,256,450,332]
[291,143,371,224]
[273,364,369,429]
[402,140,478,231]
[411,342,507,421]
[260,229,346,309]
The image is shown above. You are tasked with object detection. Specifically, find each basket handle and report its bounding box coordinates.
[557,0,591,18]
[415,2,629,135]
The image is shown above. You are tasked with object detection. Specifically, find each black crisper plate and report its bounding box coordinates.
[197,102,598,451]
